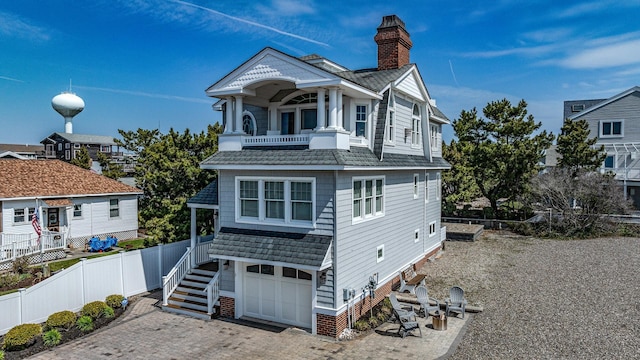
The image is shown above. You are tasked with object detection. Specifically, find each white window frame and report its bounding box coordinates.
[599,120,624,138]
[235,176,316,228]
[429,221,436,237]
[109,199,120,218]
[425,172,430,203]
[101,145,111,153]
[74,143,81,148]
[413,173,419,199]
[13,208,26,224]
[386,95,395,144]
[376,244,385,263]
[414,229,420,243]
[352,176,385,224]
[65,150,70,160]
[436,172,442,200]
[430,124,438,150]
[242,110,257,136]
[73,204,83,218]
[411,104,421,148]
[355,104,368,138]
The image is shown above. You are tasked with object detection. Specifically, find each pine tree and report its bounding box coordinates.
[70,147,91,170]
[97,152,126,180]
[556,118,605,175]
[453,99,554,216]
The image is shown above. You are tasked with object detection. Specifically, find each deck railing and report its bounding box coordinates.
[0,231,66,263]
[194,242,212,265]
[162,247,192,306]
[206,272,221,315]
[241,134,309,147]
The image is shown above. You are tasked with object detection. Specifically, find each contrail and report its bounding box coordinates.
[0,75,24,83]
[448,60,459,86]
[74,85,212,104]
[167,0,329,47]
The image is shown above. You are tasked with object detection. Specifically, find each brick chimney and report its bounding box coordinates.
[374,15,413,70]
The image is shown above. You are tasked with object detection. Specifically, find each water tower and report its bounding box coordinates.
[52,92,85,134]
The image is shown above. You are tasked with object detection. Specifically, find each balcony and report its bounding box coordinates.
[219,129,351,151]
[241,134,309,147]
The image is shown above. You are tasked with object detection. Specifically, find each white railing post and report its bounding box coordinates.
[19,288,26,325]
[206,272,220,315]
[162,275,169,306]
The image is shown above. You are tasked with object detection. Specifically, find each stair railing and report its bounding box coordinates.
[162,246,192,306]
[206,271,221,315]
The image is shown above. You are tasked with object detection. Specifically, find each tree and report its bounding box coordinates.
[442,140,480,212]
[97,152,126,180]
[116,124,222,243]
[556,118,606,175]
[453,99,554,216]
[527,168,631,237]
[70,147,91,169]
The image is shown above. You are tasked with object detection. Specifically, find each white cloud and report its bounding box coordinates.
[268,0,316,16]
[559,39,640,69]
[0,11,50,41]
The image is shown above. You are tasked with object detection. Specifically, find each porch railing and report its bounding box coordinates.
[206,272,221,315]
[194,241,212,265]
[0,231,66,263]
[162,247,192,306]
[241,134,309,147]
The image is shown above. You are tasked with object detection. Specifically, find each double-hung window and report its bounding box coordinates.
[14,208,25,223]
[412,104,421,147]
[236,177,315,227]
[73,204,83,218]
[356,105,367,137]
[109,199,120,218]
[387,95,395,143]
[431,124,438,150]
[353,176,384,222]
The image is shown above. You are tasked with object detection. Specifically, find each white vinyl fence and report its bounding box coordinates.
[0,239,192,335]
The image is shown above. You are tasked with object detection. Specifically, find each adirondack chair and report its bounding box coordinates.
[390,293,422,338]
[445,286,468,318]
[389,292,416,318]
[415,285,440,317]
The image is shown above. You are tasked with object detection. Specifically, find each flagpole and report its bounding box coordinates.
[35,198,44,271]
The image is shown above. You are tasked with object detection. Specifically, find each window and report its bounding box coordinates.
[387,95,395,143]
[109,199,119,218]
[73,204,82,218]
[429,221,436,237]
[57,143,63,151]
[301,109,317,130]
[65,143,70,149]
[604,155,615,169]
[356,105,367,137]
[14,208,25,223]
[283,267,312,280]
[265,181,285,219]
[431,124,438,150]
[376,244,385,263]
[412,104,421,146]
[236,177,315,227]
[414,229,420,243]
[413,174,419,199]
[242,111,256,136]
[240,180,259,218]
[27,208,36,222]
[436,172,441,200]
[571,104,585,112]
[353,177,384,221]
[600,120,623,137]
[65,150,70,160]
[291,182,312,221]
[425,172,430,203]
[100,145,111,152]
[74,143,80,148]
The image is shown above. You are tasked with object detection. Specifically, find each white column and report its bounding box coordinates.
[269,106,278,133]
[328,88,337,129]
[224,98,233,134]
[190,207,197,267]
[316,88,326,131]
[337,89,344,130]
[234,96,244,134]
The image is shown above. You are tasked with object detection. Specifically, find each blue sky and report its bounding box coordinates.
[1,0,639,145]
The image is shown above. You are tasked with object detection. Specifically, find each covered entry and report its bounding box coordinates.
[208,227,332,333]
[244,263,312,328]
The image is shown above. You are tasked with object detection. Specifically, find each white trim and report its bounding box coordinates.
[429,221,436,237]
[201,164,451,171]
[351,175,385,224]
[425,172,430,203]
[436,172,442,200]
[235,176,316,229]
[0,192,142,201]
[598,119,624,138]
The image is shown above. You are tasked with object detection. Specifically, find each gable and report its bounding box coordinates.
[206,48,340,96]
[395,71,425,101]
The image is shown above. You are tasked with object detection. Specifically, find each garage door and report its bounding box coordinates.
[244,264,312,328]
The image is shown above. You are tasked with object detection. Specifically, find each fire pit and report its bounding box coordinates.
[430,311,448,331]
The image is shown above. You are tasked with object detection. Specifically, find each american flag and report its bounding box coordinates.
[32,210,42,243]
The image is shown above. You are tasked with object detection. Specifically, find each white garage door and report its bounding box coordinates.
[244,264,312,328]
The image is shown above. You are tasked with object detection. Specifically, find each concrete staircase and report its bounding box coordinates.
[163,268,217,320]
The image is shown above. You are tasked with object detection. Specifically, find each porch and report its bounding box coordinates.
[0,231,67,270]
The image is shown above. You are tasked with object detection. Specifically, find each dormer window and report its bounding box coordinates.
[571,104,585,112]
[411,104,421,147]
[356,105,367,137]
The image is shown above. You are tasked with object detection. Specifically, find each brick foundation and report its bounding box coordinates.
[317,245,441,338]
[219,296,235,318]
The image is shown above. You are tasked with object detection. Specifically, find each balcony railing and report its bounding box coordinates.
[241,134,309,147]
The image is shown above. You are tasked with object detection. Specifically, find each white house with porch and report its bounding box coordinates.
[0,159,141,269]
[162,15,450,338]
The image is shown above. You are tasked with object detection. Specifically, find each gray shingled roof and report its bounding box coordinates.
[201,146,451,169]
[52,132,117,145]
[431,106,449,121]
[208,227,332,268]
[187,179,218,206]
[336,65,413,92]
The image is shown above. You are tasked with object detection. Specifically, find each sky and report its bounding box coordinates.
[1,0,640,145]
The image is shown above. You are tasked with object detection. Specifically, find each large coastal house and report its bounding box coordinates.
[163,15,450,338]
[0,159,141,268]
[565,86,640,208]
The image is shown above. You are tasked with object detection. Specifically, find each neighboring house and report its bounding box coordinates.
[565,86,640,208]
[0,159,142,252]
[172,15,450,337]
[0,144,44,159]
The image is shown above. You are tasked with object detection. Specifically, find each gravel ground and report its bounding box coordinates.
[420,231,640,359]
